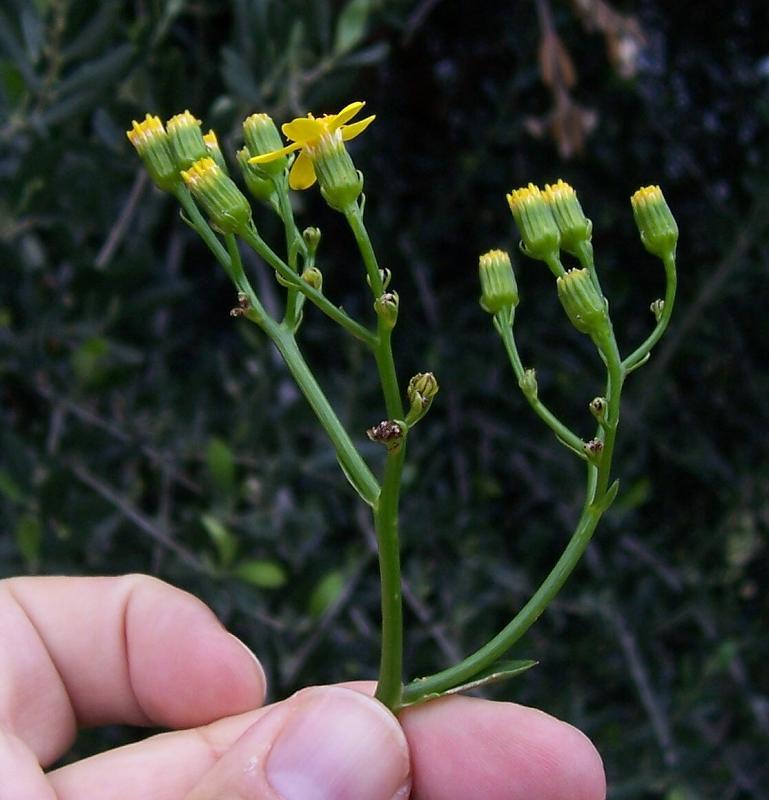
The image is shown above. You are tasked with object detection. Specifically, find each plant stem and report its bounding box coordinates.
[344,202,406,707]
[344,204,403,418]
[255,319,381,507]
[274,174,307,329]
[239,224,377,347]
[622,252,678,372]
[496,311,586,457]
[374,443,406,709]
[402,476,603,703]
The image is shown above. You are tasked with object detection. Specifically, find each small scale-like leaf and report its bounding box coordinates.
[234,559,287,589]
[402,660,537,707]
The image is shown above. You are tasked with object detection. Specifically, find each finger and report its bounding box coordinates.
[400,694,606,800]
[184,686,411,800]
[0,727,56,800]
[48,688,411,800]
[46,686,602,800]
[0,575,266,765]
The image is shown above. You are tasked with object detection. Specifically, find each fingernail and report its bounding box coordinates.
[266,687,410,800]
[228,633,268,695]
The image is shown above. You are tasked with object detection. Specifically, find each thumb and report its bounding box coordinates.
[185,686,411,800]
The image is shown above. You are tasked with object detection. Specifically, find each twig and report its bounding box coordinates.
[66,459,208,573]
[95,172,149,269]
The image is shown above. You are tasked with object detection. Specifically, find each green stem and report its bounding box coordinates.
[575,240,603,296]
[622,252,678,372]
[239,224,377,348]
[495,311,586,457]
[402,475,603,703]
[593,329,624,499]
[374,443,407,709]
[344,202,406,708]
[261,321,380,506]
[274,175,307,329]
[344,204,403,418]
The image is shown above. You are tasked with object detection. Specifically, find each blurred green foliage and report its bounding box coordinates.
[1,0,768,796]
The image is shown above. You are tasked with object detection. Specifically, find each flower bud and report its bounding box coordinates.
[406,372,439,427]
[181,157,252,234]
[589,396,607,423]
[243,113,288,176]
[310,130,363,212]
[367,419,405,454]
[630,185,678,260]
[166,110,209,170]
[301,266,323,291]
[126,114,179,192]
[203,129,228,173]
[543,179,592,256]
[478,249,519,313]
[507,183,561,262]
[650,298,665,322]
[556,268,609,337]
[583,438,604,465]
[303,226,322,253]
[518,368,538,401]
[374,291,399,330]
[236,147,275,202]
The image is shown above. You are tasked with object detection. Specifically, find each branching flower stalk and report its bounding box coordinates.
[128,106,679,713]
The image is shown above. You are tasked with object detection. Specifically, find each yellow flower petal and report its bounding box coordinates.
[330,101,365,130]
[341,115,376,141]
[282,116,325,143]
[288,150,317,190]
[249,142,300,164]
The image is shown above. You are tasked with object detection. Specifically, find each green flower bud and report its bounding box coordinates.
[310,130,364,212]
[556,268,610,337]
[405,371,439,426]
[507,183,561,262]
[478,249,519,313]
[181,157,252,234]
[236,147,275,202]
[243,113,288,176]
[301,266,323,291]
[166,110,209,170]
[543,179,592,256]
[203,129,228,173]
[518,368,538,401]
[631,185,678,260]
[126,114,179,192]
[374,291,399,330]
[303,227,322,253]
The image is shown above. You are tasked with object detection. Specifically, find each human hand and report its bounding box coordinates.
[0,574,605,799]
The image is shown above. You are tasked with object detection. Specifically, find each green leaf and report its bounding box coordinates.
[71,336,109,387]
[201,513,238,569]
[334,0,372,55]
[15,514,41,569]
[0,469,24,504]
[206,437,236,497]
[309,569,345,617]
[402,660,538,707]
[233,559,287,589]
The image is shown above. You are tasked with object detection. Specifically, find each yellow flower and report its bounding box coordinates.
[249,101,375,190]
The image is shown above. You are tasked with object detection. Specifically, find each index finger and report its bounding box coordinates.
[0,575,267,765]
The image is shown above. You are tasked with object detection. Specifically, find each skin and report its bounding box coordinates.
[0,574,606,800]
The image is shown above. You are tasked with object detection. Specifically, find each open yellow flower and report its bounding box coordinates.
[249,101,375,190]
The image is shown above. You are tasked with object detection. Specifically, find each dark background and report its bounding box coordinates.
[1,0,768,796]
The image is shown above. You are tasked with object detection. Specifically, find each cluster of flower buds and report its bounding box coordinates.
[405,372,439,427]
[126,102,376,235]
